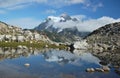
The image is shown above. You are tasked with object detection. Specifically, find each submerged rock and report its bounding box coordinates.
[86,68,95,72]
[24,63,30,67]
[102,66,110,71]
[95,68,104,72]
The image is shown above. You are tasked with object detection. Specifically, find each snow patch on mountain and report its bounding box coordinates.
[48,16,65,22]
[42,14,80,32]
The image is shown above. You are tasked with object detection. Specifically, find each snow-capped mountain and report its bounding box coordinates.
[35,13,79,32]
[34,13,90,42]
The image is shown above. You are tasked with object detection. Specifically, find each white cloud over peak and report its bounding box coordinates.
[72,16,120,31]
[46,15,120,32]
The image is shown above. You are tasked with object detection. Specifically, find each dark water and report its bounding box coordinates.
[0,48,120,78]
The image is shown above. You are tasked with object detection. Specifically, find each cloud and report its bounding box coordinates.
[46,0,85,8]
[83,0,103,11]
[45,9,56,14]
[50,15,120,32]
[7,3,31,10]
[3,15,120,31]
[76,16,120,31]
[5,17,41,29]
[0,0,46,9]
[0,0,84,8]
[0,0,102,11]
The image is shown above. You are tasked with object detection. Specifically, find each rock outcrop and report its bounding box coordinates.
[84,22,120,66]
[73,40,88,50]
[86,22,120,52]
[0,21,52,43]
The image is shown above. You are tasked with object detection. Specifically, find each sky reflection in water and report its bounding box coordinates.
[0,48,119,78]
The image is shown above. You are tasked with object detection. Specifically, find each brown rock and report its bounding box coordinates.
[86,68,95,72]
[95,68,104,72]
[102,66,110,72]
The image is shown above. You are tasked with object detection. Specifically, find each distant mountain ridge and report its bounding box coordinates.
[34,13,90,42]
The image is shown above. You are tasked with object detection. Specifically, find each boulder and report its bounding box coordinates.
[24,63,30,67]
[0,35,5,41]
[5,35,12,41]
[86,68,95,72]
[73,40,88,50]
[102,66,110,71]
[11,36,17,41]
[17,45,23,49]
[22,46,28,49]
[95,68,104,72]
[17,35,25,42]
[33,33,41,40]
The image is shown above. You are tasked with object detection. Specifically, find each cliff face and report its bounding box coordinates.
[86,22,120,52]
[0,21,51,43]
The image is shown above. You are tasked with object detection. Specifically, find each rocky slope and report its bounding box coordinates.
[34,14,90,42]
[82,22,120,66]
[0,21,52,43]
[86,22,120,52]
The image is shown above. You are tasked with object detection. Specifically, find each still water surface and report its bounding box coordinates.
[0,48,119,78]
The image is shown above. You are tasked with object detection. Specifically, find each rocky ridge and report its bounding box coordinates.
[0,21,52,43]
[86,22,120,52]
[85,22,120,62]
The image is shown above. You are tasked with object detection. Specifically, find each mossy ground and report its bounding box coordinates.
[0,41,67,49]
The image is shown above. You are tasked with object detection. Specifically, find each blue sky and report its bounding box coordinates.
[0,0,120,29]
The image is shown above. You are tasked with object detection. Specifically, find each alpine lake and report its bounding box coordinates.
[0,47,120,78]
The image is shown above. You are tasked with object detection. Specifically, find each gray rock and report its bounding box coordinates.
[17,45,23,49]
[0,35,5,41]
[16,35,25,42]
[22,46,28,49]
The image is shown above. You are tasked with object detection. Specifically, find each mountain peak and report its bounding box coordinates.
[47,16,65,22]
[60,13,71,20]
[35,13,79,32]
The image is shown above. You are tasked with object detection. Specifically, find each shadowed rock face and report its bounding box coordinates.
[86,22,120,52]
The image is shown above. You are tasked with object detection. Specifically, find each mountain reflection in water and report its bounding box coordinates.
[0,47,120,78]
